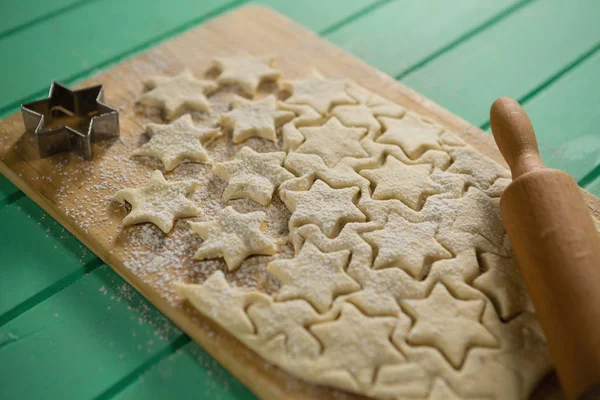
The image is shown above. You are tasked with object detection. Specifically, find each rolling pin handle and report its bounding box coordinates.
[489,96,546,178]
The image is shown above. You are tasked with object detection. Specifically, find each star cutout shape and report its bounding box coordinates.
[359,155,439,210]
[332,87,404,131]
[377,113,442,159]
[310,303,404,385]
[473,254,529,320]
[220,95,294,143]
[247,300,323,358]
[138,69,217,120]
[283,70,356,114]
[282,180,366,238]
[115,170,199,233]
[175,270,271,335]
[21,81,119,160]
[296,117,368,167]
[190,206,277,271]
[440,187,505,248]
[213,146,294,206]
[401,283,497,368]
[267,241,360,312]
[213,56,281,96]
[362,212,451,279]
[133,114,220,171]
[446,147,511,189]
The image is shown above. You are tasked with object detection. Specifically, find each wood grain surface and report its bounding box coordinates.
[1,5,598,399]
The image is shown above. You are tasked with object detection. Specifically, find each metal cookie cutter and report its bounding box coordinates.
[21,82,119,160]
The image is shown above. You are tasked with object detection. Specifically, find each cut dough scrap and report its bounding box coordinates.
[247,299,329,359]
[133,114,220,171]
[473,253,530,320]
[190,206,277,271]
[268,241,360,313]
[377,112,443,159]
[445,146,511,190]
[345,82,406,119]
[220,95,294,143]
[213,147,294,206]
[278,102,324,126]
[115,170,199,233]
[425,249,480,297]
[359,155,439,210]
[176,271,270,335]
[362,212,451,279]
[310,303,405,388]
[213,55,281,95]
[427,379,471,400]
[422,187,507,254]
[282,179,366,238]
[296,117,368,167]
[334,84,405,134]
[283,70,356,114]
[139,69,217,120]
[347,265,426,318]
[401,283,498,368]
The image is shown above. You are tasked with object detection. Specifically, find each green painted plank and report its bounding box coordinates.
[402,0,600,129]
[0,175,21,207]
[327,0,523,77]
[0,0,391,116]
[114,341,255,400]
[0,197,96,319]
[0,0,241,114]
[0,0,90,38]
[522,50,600,181]
[258,0,384,34]
[0,265,183,400]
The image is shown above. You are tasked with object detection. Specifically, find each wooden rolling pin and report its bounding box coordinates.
[490,97,600,400]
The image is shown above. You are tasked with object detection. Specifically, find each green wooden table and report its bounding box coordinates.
[1,0,599,398]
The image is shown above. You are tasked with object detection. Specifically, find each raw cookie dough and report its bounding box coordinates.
[138,69,217,120]
[190,206,277,271]
[133,114,220,171]
[127,66,551,400]
[213,56,281,96]
[115,170,199,233]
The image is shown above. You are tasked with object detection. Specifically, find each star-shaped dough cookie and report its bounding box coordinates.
[247,299,324,358]
[282,180,366,237]
[296,117,368,167]
[213,147,294,206]
[213,56,281,96]
[362,212,451,279]
[332,87,404,131]
[139,69,217,120]
[377,113,442,159]
[402,283,497,368]
[359,155,438,210]
[115,170,199,233]
[283,70,356,114]
[133,114,220,171]
[310,303,404,386]
[175,271,271,335]
[268,241,360,312]
[473,254,529,320]
[190,206,277,271]
[220,95,294,143]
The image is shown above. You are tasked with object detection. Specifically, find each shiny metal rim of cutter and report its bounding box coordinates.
[21,82,120,160]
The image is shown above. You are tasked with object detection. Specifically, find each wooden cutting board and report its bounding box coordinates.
[1,5,598,399]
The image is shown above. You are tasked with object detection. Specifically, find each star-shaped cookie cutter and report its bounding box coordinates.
[21,82,119,160]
